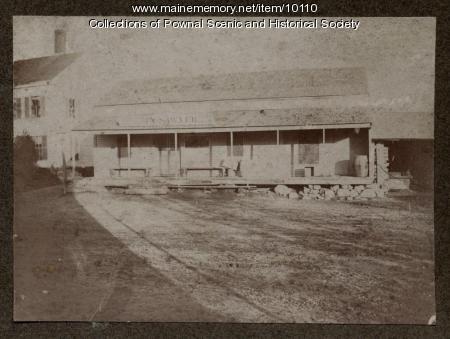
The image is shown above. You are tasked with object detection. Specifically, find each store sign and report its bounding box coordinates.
[117,113,214,128]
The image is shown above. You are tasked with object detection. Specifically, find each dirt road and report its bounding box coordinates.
[14,186,226,321]
[14,187,434,323]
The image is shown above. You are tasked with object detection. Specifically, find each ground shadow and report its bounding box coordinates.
[13,185,225,321]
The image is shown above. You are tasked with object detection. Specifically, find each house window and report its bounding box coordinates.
[298,130,320,164]
[13,98,22,119]
[227,133,244,157]
[31,96,44,118]
[33,136,48,161]
[68,98,75,118]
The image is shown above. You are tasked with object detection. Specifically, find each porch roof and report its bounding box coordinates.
[73,108,371,133]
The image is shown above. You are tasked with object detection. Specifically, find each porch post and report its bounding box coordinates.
[276,129,280,145]
[368,127,374,179]
[230,131,234,162]
[127,133,131,174]
[322,129,325,143]
[71,132,75,179]
[174,132,178,177]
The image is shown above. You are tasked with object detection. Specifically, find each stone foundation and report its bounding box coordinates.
[273,183,387,200]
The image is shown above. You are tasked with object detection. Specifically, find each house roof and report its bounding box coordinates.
[73,107,370,132]
[13,53,80,86]
[99,67,368,106]
[70,65,432,139]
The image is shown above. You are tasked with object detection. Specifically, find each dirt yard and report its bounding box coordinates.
[14,185,435,323]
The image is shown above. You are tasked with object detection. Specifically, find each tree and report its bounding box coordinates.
[14,134,38,187]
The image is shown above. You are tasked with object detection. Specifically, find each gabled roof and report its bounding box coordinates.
[99,67,368,106]
[73,107,370,132]
[13,53,80,86]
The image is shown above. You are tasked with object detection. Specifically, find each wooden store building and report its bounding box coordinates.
[72,67,433,187]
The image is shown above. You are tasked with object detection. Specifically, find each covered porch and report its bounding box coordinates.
[77,122,374,186]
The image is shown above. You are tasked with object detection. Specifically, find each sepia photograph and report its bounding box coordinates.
[13,16,435,323]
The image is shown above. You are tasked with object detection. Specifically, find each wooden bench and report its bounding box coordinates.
[110,168,152,177]
[181,167,225,177]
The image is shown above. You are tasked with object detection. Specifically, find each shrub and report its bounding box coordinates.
[14,135,61,192]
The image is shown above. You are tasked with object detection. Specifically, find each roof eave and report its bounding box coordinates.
[73,122,372,133]
[14,80,51,88]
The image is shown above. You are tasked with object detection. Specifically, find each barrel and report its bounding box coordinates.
[354,155,368,177]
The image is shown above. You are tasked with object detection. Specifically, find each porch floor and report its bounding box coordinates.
[92,175,374,189]
[167,176,374,186]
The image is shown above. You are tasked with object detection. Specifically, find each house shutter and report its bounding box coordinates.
[24,97,30,118]
[18,98,22,119]
[40,96,45,116]
[13,98,22,119]
[42,135,48,160]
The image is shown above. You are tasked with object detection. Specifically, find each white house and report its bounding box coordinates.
[13,29,94,169]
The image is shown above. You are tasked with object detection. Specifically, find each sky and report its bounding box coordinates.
[13,16,435,113]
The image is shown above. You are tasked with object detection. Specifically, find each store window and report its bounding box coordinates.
[118,135,129,158]
[185,134,209,148]
[298,130,320,164]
